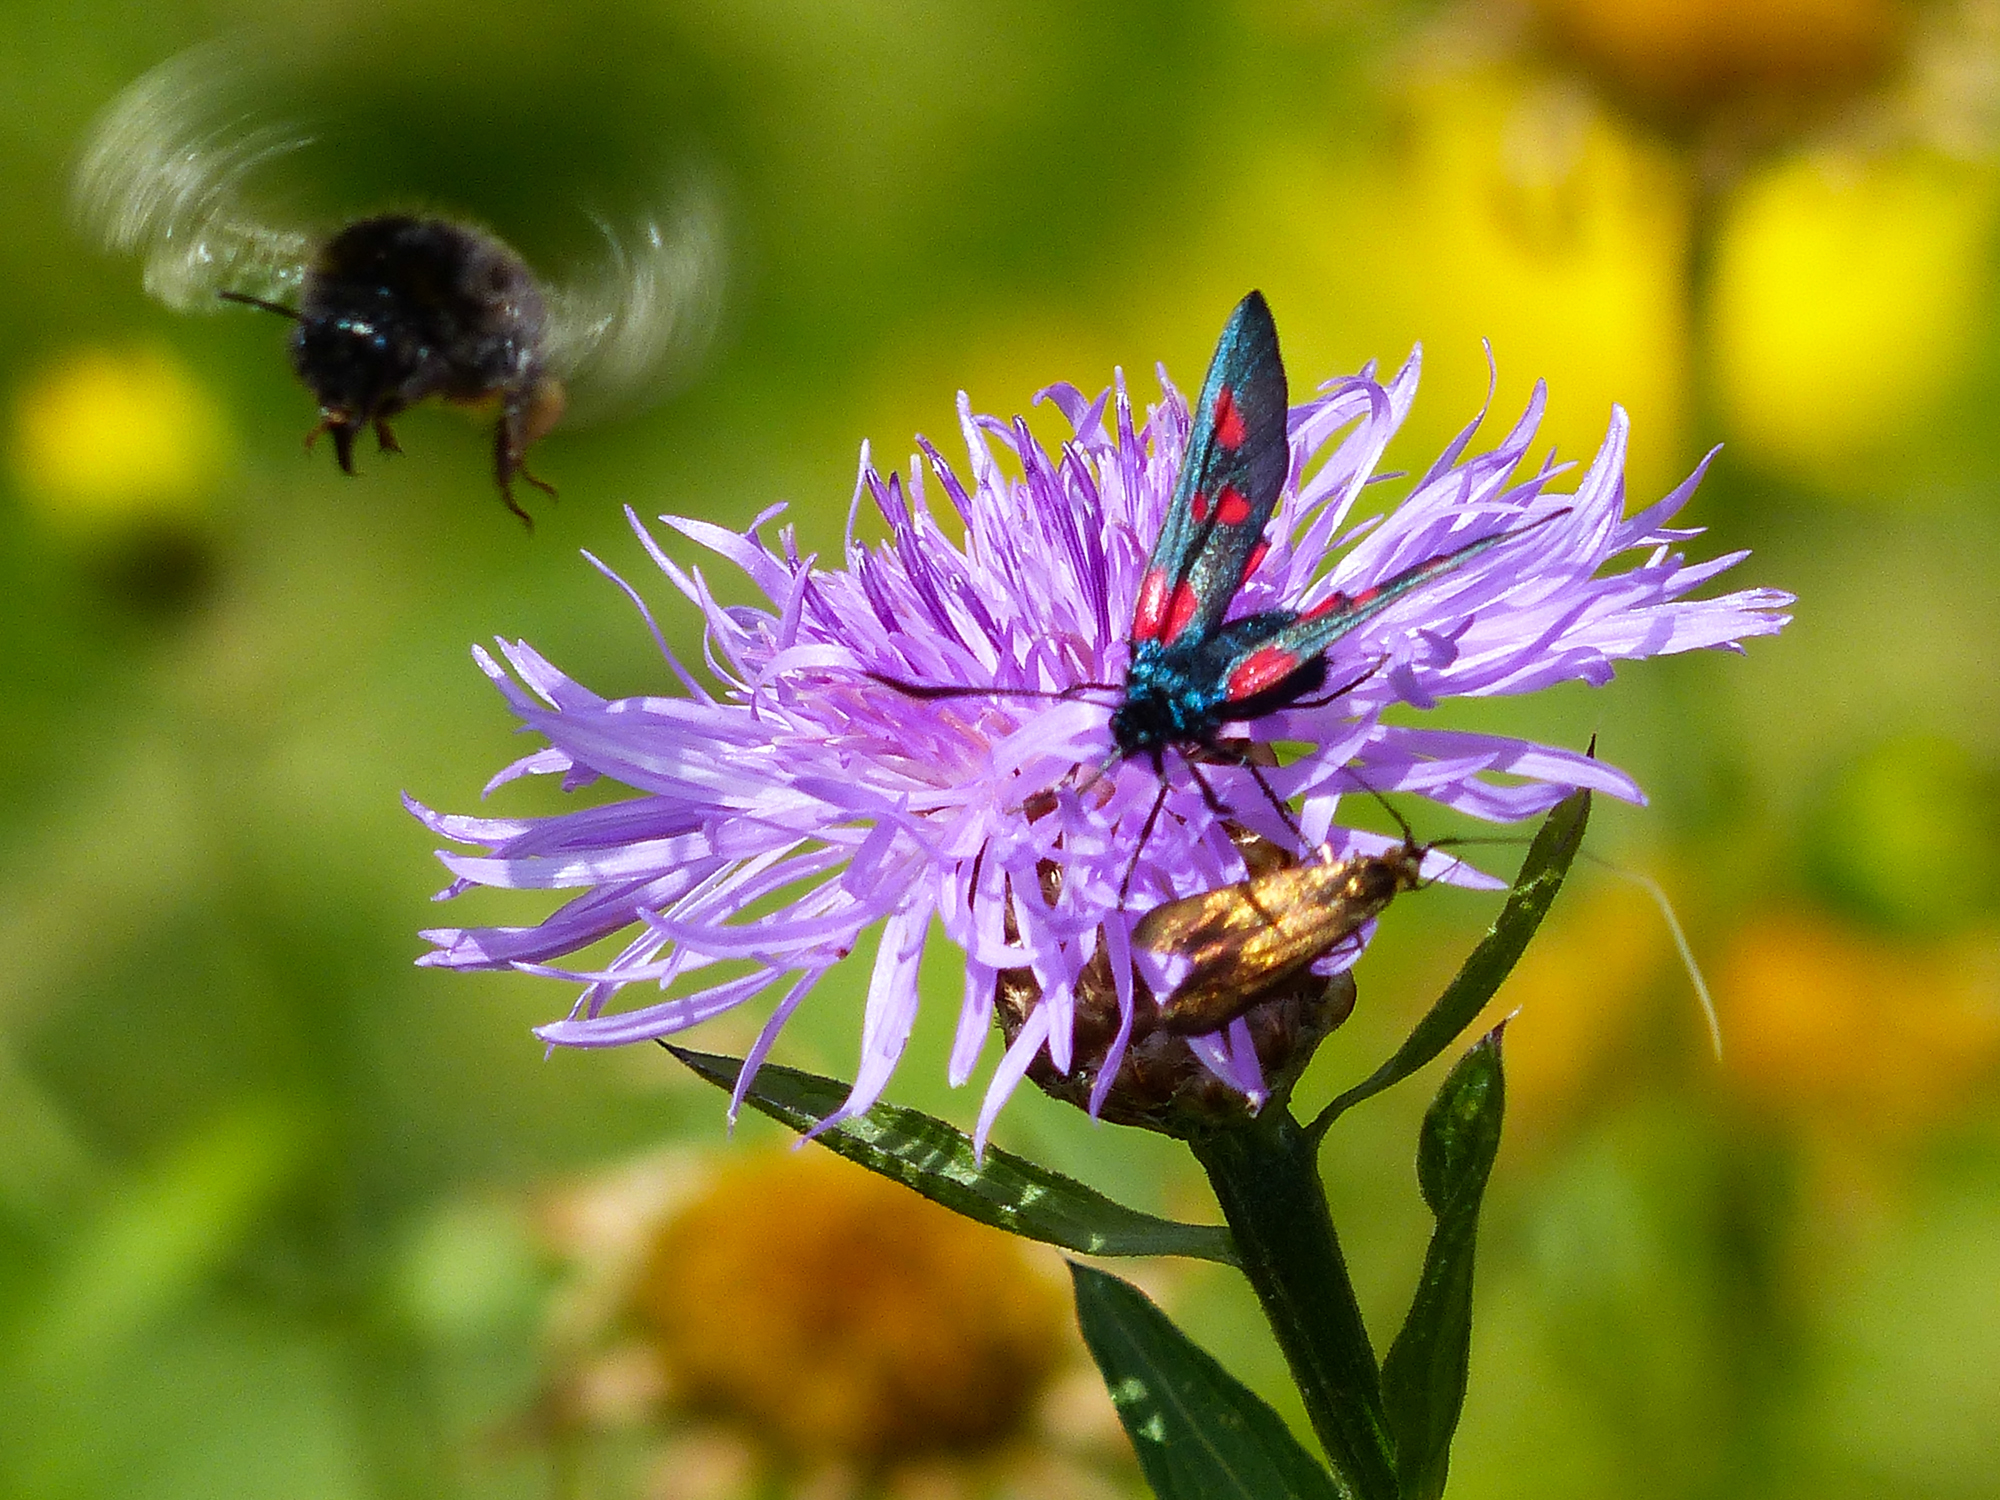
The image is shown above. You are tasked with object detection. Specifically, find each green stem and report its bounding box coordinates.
[1190,1108,1396,1500]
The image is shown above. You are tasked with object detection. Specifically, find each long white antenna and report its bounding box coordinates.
[1582,854,1721,1060]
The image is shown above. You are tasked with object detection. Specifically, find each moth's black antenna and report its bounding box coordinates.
[864,670,1120,702]
[218,288,299,320]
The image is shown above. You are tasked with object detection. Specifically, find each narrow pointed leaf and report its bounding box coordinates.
[1311,788,1587,1136]
[667,1046,1237,1264]
[1381,1027,1507,1500]
[1071,1262,1345,1500]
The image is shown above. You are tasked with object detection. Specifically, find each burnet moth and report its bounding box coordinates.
[881,290,1564,865]
[1110,291,1560,787]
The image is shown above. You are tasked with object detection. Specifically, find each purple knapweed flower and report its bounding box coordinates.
[412,344,1791,1147]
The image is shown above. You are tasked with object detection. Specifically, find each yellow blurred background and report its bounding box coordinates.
[3,1,1997,1496]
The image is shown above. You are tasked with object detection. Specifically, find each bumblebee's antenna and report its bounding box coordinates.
[218,289,299,320]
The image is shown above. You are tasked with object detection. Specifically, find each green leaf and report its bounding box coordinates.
[665,1046,1237,1264]
[1071,1262,1346,1500]
[1310,787,1588,1138]
[1381,1027,1507,1500]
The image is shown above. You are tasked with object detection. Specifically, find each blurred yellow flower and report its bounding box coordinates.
[1298,70,1691,499]
[1709,149,1997,477]
[856,64,1698,514]
[8,345,231,531]
[1718,909,2000,1137]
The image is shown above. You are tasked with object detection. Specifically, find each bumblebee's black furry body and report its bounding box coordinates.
[291,215,558,521]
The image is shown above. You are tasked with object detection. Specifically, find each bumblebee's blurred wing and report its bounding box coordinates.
[542,184,724,419]
[73,42,311,312]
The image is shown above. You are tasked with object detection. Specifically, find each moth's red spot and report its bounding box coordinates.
[1216,486,1252,525]
[1305,591,1349,621]
[1191,490,1211,523]
[1162,583,1200,643]
[1133,568,1169,641]
[1350,584,1381,607]
[1244,540,1269,577]
[1227,645,1299,701]
[1214,387,1246,451]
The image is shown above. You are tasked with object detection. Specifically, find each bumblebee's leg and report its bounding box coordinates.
[373,418,403,455]
[495,479,534,529]
[492,412,528,522]
[328,419,361,476]
[517,462,559,499]
[494,402,559,528]
[492,414,536,530]
[303,416,361,475]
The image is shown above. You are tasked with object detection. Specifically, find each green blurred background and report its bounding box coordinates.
[4,1,1999,1496]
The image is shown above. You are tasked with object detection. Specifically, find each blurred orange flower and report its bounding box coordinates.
[1482,877,1680,1146]
[1531,0,1903,129]
[636,1152,1065,1464]
[1718,908,2000,1138]
[531,1148,1135,1500]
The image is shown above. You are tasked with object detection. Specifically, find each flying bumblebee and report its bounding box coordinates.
[74,44,722,525]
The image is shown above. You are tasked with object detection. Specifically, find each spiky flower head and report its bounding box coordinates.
[413,334,1790,1148]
